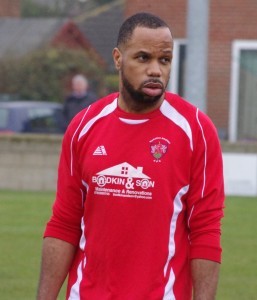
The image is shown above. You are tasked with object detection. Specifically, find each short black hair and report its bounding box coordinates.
[116,12,170,48]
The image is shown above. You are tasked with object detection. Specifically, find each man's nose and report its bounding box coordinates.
[147,61,162,77]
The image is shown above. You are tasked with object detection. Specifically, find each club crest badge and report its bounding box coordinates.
[149,137,170,162]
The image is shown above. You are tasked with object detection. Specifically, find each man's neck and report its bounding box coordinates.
[117,94,164,114]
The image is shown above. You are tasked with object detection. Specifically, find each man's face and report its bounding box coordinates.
[113,26,173,112]
[73,79,88,95]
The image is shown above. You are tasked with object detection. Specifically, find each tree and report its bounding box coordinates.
[21,0,61,17]
[0,47,106,102]
[21,0,116,17]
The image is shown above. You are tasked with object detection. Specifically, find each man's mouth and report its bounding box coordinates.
[142,81,163,97]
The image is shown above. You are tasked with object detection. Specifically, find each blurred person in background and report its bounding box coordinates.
[63,74,97,127]
[37,12,224,300]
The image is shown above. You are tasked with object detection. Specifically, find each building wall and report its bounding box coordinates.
[208,0,257,136]
[124,0,187,38]
[0,0,20,17]
[0,135,61,191]
[124,0,257,137]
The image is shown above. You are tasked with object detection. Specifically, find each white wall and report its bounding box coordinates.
[1,136,257,196]
[223,153,257,196]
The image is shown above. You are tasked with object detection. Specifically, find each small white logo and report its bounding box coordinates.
[93,146,107,156]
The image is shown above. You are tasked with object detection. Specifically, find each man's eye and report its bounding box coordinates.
[138,54,148,61]
[161,57,171,64]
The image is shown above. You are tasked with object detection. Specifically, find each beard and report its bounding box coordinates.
[120,69,168,111]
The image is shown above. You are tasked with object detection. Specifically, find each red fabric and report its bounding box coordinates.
[44,92,224,299]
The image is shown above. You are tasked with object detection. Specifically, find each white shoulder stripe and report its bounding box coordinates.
[78,98,118,140]
[196,108,207,198]
[160,100,193,151]
[70,106,91,176]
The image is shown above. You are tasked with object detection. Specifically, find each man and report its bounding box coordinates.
[37,12,224,300]
[63,74,97,127]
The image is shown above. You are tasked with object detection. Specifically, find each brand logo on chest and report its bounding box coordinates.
[91,162,155,200]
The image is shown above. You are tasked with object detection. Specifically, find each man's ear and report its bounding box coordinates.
[112,47,122,70]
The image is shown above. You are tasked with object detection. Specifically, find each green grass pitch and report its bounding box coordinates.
[0,190,256,299]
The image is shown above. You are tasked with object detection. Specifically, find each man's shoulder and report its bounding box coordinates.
[90,92,119,109]
[164,92,199,121]
[164,92,216,130]
[64,94,77,103]
[82,92,118,118]
[164,92,196,111]
[66,93,119,132]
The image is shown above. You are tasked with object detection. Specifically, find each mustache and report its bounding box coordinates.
[142,79,164,88]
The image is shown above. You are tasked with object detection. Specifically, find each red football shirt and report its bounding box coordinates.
[44,92,224,300]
